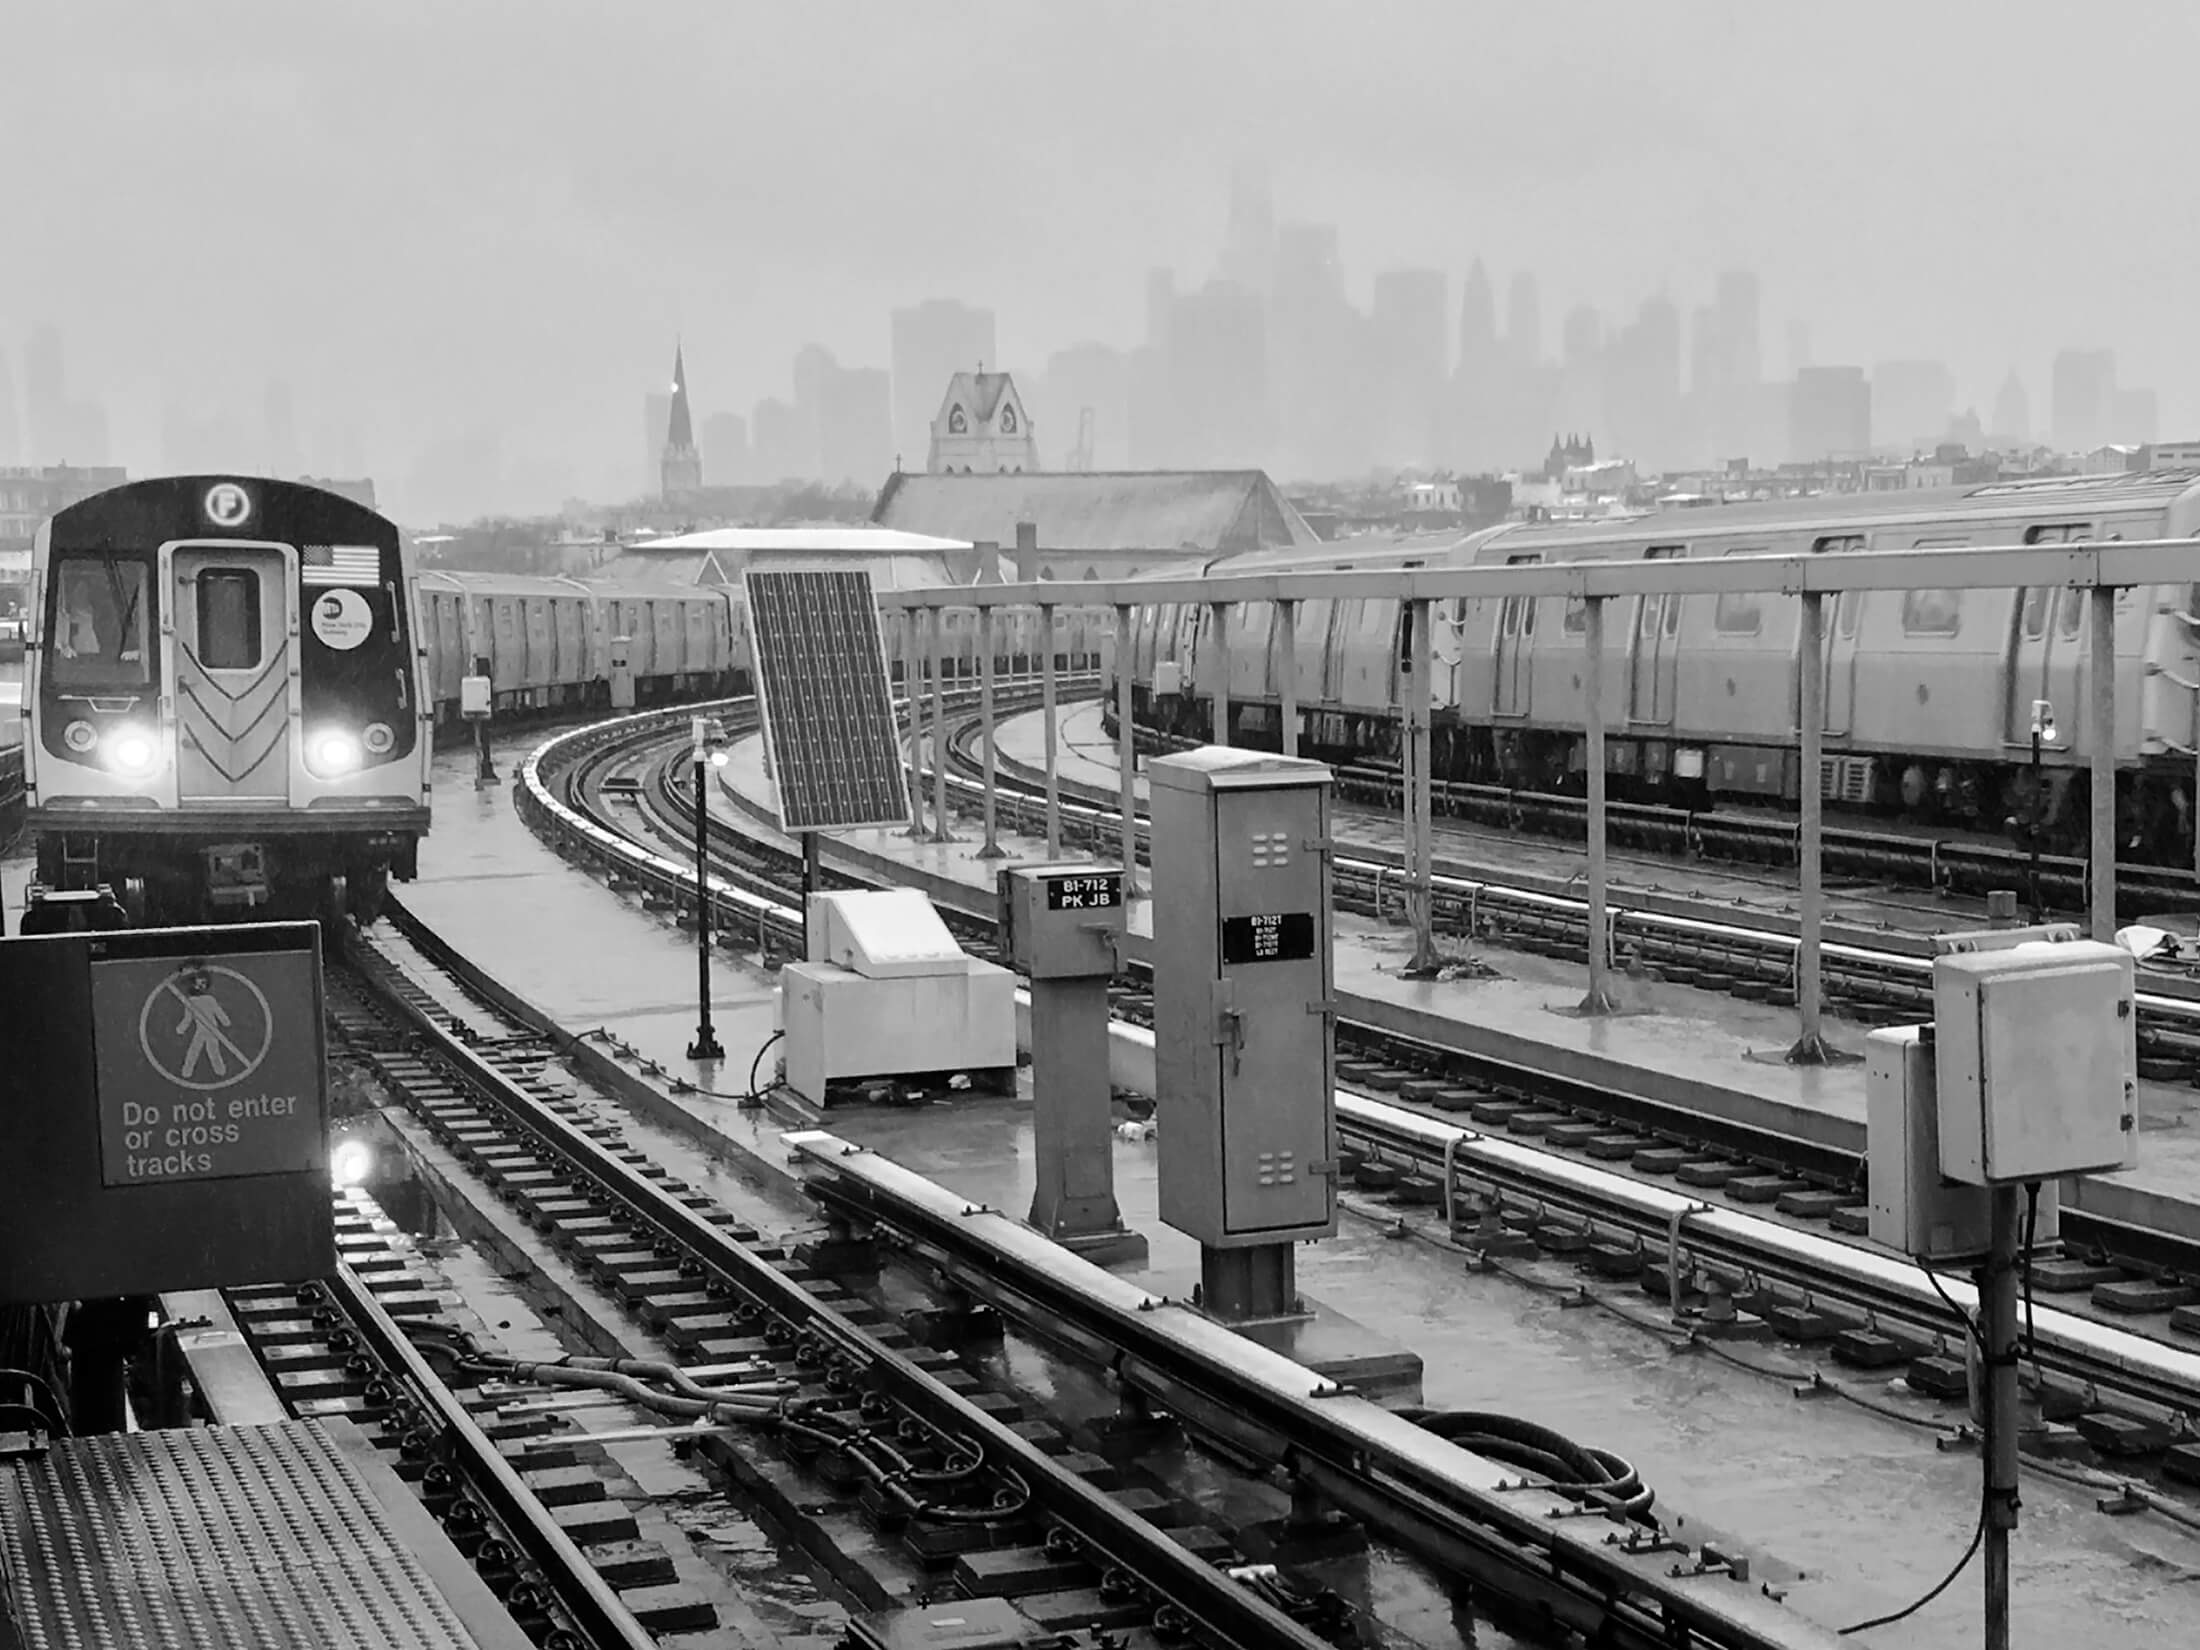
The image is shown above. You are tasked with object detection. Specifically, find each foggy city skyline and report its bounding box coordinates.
[4,2,2196,525]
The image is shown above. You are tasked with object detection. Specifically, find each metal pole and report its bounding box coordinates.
[1407,599,1439,973]
[978,606,1005,858]
[903,612,927,839]
[2029,728,2045,925]
[1279,599,1299,758]
[1580,597,1618,1015]
[801,830,822,957]
[1042,604,1061,857]
[1788,591,1829,1060]
[2090,586,2117,942]
[1210,602,1231,746]
[686,748,724,1062]
[930,602,956,843]
[1116,602,1139,891]
[1980,1184,2022,1650]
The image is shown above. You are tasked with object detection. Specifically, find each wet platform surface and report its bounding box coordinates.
[719,715,2200,1243]
[391,738,2200,1647]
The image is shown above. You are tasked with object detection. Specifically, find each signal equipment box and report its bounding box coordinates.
[779,890,1017,1103]
[1931,938,2137,1185]
[998,863,1125,979]
[0,921,334,1304]
[1867,1026,2062,1263]
[1150,748,1337,1250]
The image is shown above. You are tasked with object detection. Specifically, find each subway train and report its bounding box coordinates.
[17,475,1108,928]
[1117,471,2200,862]
[23,475,433,927]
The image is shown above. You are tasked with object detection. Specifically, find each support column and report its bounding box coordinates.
[902,611,927,839]
[1199,1244,1298,1324]
[978,606,1005,858]
[1029,976,1146,1266]
[2090,585,2118,942]
[1279,599,1300,758]
[1116,603,1139,891]
[1042,604,1061,857]
[1980,1184,2022,1650]
[1406,599,1439,974]
[1210,602,1231,746]
[930,605,957,843]
[1788,590,1838,1062]
[1579,597,1619,1015]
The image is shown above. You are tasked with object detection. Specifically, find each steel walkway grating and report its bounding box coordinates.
[0,1420,486,1649]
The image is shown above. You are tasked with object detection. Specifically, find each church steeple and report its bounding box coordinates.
[661,342,702,498]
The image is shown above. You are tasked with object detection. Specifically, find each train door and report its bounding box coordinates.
[1814,535,1866,735]
[168,543,293,800]
[1627,546,1686,725]
[1493,556,1540,716]
[2005,524,2093,746]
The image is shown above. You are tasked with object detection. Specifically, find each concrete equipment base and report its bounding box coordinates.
[1148,1270,1425,1405]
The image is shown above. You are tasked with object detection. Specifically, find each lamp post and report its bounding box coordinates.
[2029,698,2056,925]
[687,715,729,1062]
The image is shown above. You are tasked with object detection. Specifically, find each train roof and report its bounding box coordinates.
[416,569,724,602]
[1473,469,2200,560]
[632,527,974,554]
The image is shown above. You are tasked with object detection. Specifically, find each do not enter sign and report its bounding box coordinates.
[91,948,324,1187]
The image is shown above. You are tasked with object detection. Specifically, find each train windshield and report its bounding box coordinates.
[50,554,151,690]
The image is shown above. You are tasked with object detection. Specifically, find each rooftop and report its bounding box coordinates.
[872,469,1319,554]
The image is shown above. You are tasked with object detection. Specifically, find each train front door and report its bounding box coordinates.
[1627,545,1685,725]
[2004,528,2093,749]
[167,543,295,801]
[1492,555,1539,717]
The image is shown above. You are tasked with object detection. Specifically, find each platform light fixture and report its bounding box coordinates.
[687,716,732,1062]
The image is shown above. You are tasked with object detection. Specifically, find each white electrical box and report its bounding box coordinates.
[460,674,491,718]
[1932,940,2138,1185]
[1867,1026,2061,1262]
[778,889,1017,1103]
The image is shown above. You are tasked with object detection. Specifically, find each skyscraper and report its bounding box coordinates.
[1369,268,1448,467]
[891,301,996,473]
[818,365,893,485]
[1790,367,1871,462]
[1271,225,1353,479]
[1167,283,1270,470]
[1217,161,1277,296]
[2050,349,2117,453]
[1990,372,2031,447]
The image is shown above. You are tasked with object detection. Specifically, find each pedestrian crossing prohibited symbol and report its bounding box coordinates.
[138,964,274,1091]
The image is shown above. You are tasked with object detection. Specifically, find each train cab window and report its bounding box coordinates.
[52,557,149,688]
[195,571,262,670]
[1811,535,1866,555]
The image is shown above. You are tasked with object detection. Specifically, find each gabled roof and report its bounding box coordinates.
[941,371,1017,425]
[871,470,1319,554]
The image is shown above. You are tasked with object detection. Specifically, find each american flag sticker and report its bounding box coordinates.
[301,544,383,587]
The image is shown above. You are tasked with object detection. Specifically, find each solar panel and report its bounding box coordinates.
[742,567,912,833]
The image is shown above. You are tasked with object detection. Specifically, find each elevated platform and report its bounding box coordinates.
[716,720,2200,1246]
[0,1419,533,1649]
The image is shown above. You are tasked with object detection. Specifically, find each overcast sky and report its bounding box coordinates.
[4,1,2194,519]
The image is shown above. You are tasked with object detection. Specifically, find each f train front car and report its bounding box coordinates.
[1120,472,2200,864]
[24,476,430,926]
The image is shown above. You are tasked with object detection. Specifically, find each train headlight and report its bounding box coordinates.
[308,730,363,777]
[362,721,396,755]
[105,728,158,774]
[64,720,98,753]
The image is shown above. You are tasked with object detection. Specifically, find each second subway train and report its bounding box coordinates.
[1119,470,2200,863]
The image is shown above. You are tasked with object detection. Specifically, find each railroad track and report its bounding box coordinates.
[957,707,2200,1067]
[1123,711,2200,916]
[336,910,1417,1650]
[517,695,2200,1524]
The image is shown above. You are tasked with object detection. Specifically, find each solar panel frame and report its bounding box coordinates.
[741,567,913,833]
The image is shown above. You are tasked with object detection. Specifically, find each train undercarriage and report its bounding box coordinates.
[1126,685,2196,869]
[29,824,419,933]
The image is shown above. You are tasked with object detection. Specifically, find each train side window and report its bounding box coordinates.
[2057,587,2083,640]
[1562,596,1586,633]
[1902,590,1961,636]
[1812,535,1866,555]
[1713,547,1765,635]
[2021,587,2050,641]
[196,570,262,670]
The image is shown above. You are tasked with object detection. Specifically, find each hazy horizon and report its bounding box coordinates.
[5,0,2195,521]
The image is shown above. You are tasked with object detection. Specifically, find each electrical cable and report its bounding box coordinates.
[1395,1408,1656,1522]
[746,1029,785,1106]
[1837,1494,1987,1635]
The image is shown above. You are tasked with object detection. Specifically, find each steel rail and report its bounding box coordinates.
[1332,1095,2200,1418]
[785,1131,1845,1650]
[320,1262,663,1650]
[344,931,1338,1650]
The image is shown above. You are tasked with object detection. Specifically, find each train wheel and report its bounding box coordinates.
[350,866,390,928]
